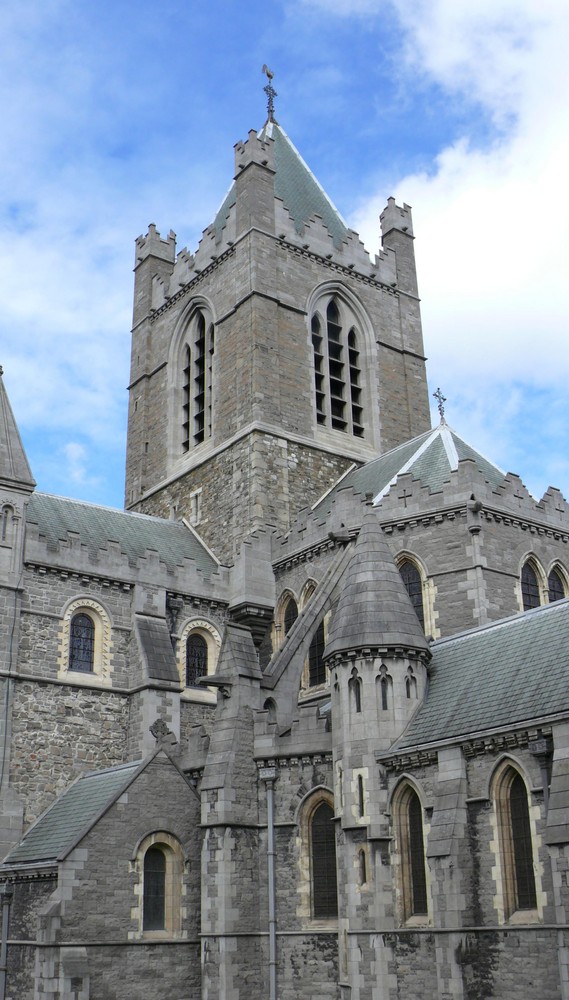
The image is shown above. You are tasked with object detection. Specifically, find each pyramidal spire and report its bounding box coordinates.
[324,507,430,661]
[0,368,35,492]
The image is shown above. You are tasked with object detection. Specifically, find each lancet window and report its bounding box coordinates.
[182,309,215,451]
[311,296,363,438]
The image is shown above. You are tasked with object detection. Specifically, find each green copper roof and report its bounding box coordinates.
[26,492,219,575]
[3,761,142,865]
[214,122,349,248]
[395,599,569,750]
[314,423,506,516]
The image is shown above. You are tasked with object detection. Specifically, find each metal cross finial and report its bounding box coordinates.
[433,387,447,422]
[262,64,277,123]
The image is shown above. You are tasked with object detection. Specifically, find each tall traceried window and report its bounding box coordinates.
[521,561,541,611]
[399,559,425,630]
[493,764,538,919]
[311,801,338,919]
[181,309,215,452]
[69,613,95,673]
[394,783,429,922]
[548,567,566,603]
[311,295,364,438]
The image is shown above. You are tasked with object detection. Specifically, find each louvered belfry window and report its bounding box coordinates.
[312,297,364,438]
[69,613,95,672]
[143,847,166,930]
[181,310,215,452]
[311,802,338,918]
[186,633,208,687]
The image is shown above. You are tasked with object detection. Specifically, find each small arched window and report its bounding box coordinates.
[1,504,13,543]
[494,765,538,918]
[399,560,425,630]
[349,668,362,713]
[143,846,167,930]
[186,633,208,687]
[69,613,95,673]
[284,597,299,636]
[311,295,364,438]
[548,568,566,603]
[311,801,338,919]
[521,561,541,611]
[308,619,326,687]
[394,784,429,921]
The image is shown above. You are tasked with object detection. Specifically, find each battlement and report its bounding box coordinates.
[234,128,276,175]
[135,223,177,266]
[380,197,414,238]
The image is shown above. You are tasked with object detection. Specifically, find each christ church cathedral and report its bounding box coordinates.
[0,83,568,1000]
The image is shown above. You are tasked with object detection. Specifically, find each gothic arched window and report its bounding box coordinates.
[284,597,299,636]
[311,801,338,918]
[185,633,208,688]
[521,561,541,611]
[143,846,167,930]
[394,784,429,921]
[69,613,95,673]
[181,309,215,452]
[399,559,425,630]
[493,764,538,918]
[311,296,364,438]
[548,567,566,604]
[308,619,326,687]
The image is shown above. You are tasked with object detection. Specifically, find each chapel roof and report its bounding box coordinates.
[213,120,350,249]
[314,421,506,516]
[392,598,569,751]
[25,492,219,575]
[2,760,143,866]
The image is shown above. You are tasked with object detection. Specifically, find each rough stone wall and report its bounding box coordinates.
[4,878,56,1000]
[9,680,129,829]
[137,435,354,564]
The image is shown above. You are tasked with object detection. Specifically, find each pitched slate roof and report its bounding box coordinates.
[314,422,506,516]
[394,599,569,751]
[26,492,219,575]
[2,760,143,866]
[325,509,430,660]
[0,370,35,491]
[214,121,349,248]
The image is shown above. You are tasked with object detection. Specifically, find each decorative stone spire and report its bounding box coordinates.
[0,368,35,493]
[324,507,430,662]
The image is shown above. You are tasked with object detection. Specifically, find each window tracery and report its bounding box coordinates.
[311,295,364,438]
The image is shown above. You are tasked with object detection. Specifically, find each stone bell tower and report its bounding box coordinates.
[125,90,430,563]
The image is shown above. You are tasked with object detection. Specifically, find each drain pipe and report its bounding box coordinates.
[0,882,13,1000]
[260,766,278,1000]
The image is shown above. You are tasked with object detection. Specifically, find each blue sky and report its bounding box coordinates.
[1,0,568,506]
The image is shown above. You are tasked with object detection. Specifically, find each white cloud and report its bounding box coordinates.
[349,0,569,496]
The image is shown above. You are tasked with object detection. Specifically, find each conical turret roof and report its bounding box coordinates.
[0,369,35,492]
[324,508,431,661]
[213,121,350,249]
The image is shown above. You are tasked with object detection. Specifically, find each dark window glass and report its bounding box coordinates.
[69,613,95,672]
[548,568,565,603]
[194,312,206,445]
[143,847,166,930]
[311,802,338,918]
[399,560,425,630]
[521,562,540,610]
[308,620,326,687]
[283,598,298,636]
[182,345,191,452]
[380,676,389,710]
[510,774,537,910]
[407,791,428,915]
[186,633,208,687]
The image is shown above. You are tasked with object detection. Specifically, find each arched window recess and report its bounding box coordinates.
[520,558,545,611]
[492,762,540,920]
[393,781,430,923]
[175,304,215,455]
[547,565,567,604]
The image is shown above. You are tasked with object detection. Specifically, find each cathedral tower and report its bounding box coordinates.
[125,108,430,562]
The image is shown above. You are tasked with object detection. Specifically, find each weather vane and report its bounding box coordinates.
[433,387,447,422]
[262,64,277,123]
